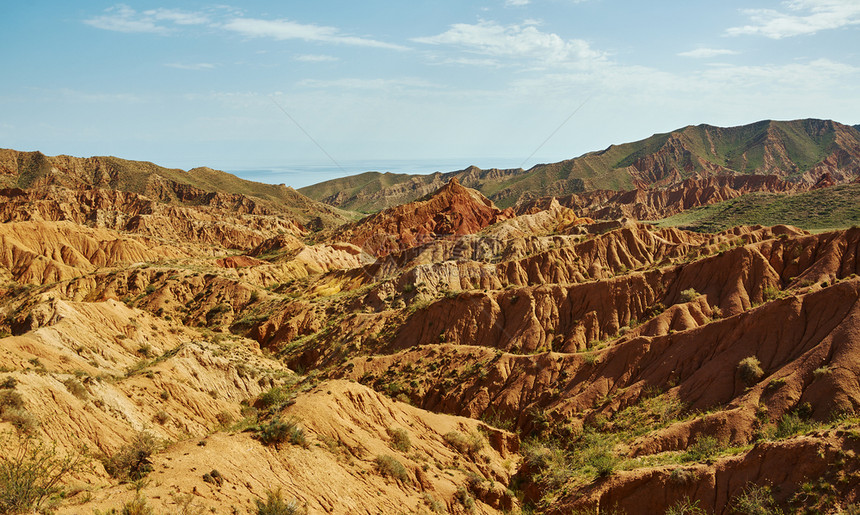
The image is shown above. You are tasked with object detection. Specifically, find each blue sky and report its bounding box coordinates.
[2,1,859,187]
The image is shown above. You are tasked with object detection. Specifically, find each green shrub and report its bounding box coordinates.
[762,285,781,302]
[387,427,411,452]
[374,454,410,483]
[3,409,39,434]
[254,488,306,515]
[63,377,89,400]
[681,435,722,463]
[256,417,307,449]
[731,484,782,515]
[665,497,706,515]
[813,366,831,378]
[0,434,84,514]
[575,431,618,477]
[774,412,812,439]
[101,432,161,481]
[443,430,484,454]
[257,386,296,412]
[738,356,764,385]
[119,492,154,515]
[0,377,16,389]
[454,485,475,511]
[679,288,700,302]
[0,389,24,412]
[153,410,169,425]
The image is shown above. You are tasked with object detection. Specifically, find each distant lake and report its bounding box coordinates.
[227,157,537,189]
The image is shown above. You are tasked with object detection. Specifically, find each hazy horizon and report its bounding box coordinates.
[2,1,859,186]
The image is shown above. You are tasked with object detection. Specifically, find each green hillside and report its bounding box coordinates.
[300,119,860,212]
[656,184,860,232]
[0,149,356,228]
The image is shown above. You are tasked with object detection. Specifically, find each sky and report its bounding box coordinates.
[1,0,859,187]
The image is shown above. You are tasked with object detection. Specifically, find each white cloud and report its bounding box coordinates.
[145,8,210,26]
[296,77,441,91]
[84,5,405,50]
[221,18,408,50]
[294,54,340,62]
[166,62,216,70]
[413,20,605,66]
[84,4,208,33]
[506,0,530,6]
[727,0,860,38]
[678,48,740,58]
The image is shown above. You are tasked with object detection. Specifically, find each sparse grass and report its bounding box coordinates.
[443,430,484,455]
[254,488,306,515]
[0,433,85,514]
[255,417,308,449]
[813,365,832,378]
[732,484,783,515]
[680,435,723,463]
[423,493,445,513]
[454,485,475,511]
[387,427,411,452]
[63,377,88,400]
[658,184,860,233]
[665,497,706,515]
[774,412,814,440]
[374,454,410,483]
[0,377,16,389]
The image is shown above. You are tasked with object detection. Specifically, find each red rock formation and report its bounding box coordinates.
[335,178,515,256]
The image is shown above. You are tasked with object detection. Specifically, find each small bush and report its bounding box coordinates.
[443,430,484,455]
[774,412,812,439]
[4,409,40,434]
[387,427,411,452]
[0,377,16,389]
[101,432,161,481]
[374,454,410,483]
[681,435,722,463]
[423,493,445,513]
[202,469,223,487]
[257,386,295,412]
[813,366,831,378]
[0,389,24,412]
[738,356,764,385]
[63,377,89,400]
[454,485,475,511]
[119,492,154,515]
[679,288,700,302]
[0,434,84,513]
[710,305,723,319]
[666,497,706,515]
[732,484,782,515]
[216,411,234,426]
[254,488,306,515]
[762,285,781,302]
[766,378,787,390]
[256,417,307,449]
[153,410,169,425]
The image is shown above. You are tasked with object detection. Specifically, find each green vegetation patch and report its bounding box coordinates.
[657,184,860,232]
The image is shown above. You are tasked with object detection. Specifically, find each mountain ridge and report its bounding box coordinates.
[299,118,860,212]
[0,148,354,229]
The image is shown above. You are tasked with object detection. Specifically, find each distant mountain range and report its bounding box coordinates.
[299,119,860,212]
[0,148,352,229]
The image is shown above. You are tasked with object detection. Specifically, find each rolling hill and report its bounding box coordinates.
[299,119,860,212]
[0,149,355,229]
